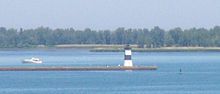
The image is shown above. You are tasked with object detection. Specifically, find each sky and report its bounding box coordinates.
[0,0,220,30]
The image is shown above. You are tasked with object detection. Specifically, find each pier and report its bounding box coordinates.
[0,66,157,71]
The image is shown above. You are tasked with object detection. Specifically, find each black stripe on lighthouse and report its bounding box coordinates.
[124,55,131,60]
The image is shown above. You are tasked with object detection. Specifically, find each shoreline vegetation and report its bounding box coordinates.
[1,26,220,52]
[1,26,220,48]
[1,44,220,52]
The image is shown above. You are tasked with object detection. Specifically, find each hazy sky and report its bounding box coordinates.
[0,0,220,30]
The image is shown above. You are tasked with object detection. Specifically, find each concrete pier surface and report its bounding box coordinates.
[0,66,157,71]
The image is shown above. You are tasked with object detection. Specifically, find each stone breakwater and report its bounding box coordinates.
[0,66,157,71]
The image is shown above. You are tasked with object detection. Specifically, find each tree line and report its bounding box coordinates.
[0,26,220,48]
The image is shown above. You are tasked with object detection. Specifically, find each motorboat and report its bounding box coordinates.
[22,57,43,64]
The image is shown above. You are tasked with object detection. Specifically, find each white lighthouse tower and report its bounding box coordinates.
[124,45,133,67]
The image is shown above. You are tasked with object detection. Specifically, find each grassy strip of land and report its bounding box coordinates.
[55,44,138,48]
[1,44,220,52]
[90,47,220,52]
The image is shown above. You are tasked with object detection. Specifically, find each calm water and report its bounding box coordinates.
[0,49,220,94]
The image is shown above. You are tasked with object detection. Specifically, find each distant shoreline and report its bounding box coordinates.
[0,44,138,49]
[90,47,220,52]
[1,44,220,52]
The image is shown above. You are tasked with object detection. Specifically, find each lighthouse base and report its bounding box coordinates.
[124,60,133,67]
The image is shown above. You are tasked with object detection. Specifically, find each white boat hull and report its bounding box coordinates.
[22,59,42,64]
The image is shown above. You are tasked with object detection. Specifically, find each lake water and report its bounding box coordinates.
[0,49,220,94]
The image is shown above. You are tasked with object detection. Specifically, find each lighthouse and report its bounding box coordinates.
[124,45,133,67]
